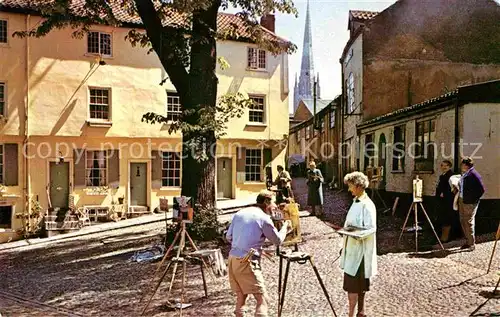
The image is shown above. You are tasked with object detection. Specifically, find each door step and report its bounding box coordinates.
[128,206,151,218]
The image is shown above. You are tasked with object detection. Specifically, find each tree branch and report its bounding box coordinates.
[134,0,190,97]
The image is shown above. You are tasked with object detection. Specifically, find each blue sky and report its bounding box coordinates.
[224,0,396,112]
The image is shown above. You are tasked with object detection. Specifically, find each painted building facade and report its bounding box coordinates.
[339,1,500,182]
[288,97,340,182]
[357,80,500,227]
[0,6,290,242]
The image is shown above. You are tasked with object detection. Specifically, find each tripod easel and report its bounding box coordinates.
[277,243,337,317]
[398,200,444,253]
[398,175,444,253]
[140,221,212,316]
[487,221,500,274]
[366,166,390,213]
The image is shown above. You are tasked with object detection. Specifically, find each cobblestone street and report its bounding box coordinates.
[0,179,499,316]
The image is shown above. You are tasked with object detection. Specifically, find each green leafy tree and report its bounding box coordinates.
[14,0,296,209]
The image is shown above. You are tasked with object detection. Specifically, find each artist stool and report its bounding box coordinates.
[278,251,337,317]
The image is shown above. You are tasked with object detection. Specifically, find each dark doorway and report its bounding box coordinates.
[0,205,13,229]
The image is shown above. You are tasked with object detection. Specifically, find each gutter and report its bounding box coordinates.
[23,14,30,230]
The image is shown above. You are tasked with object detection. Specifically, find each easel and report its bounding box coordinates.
[398,176,444,253]
[487,221,500,274]
[276,243,337,317]
[140,221,212,316]
[366,166,390,213]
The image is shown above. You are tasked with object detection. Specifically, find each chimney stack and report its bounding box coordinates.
[260,14,275,33]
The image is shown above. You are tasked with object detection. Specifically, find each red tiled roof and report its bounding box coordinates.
[0,0,290,45]
[349,10,379,21]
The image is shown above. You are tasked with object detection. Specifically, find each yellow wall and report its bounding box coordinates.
[0,11,290,241]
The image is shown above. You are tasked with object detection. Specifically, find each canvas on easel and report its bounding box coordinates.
[173,196,194,223]
[272,202,302,247]
[413,176,423,202]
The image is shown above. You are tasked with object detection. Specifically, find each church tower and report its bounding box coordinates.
[293,0,321,113]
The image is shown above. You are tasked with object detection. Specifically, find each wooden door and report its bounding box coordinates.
[130,163,147,206]
[217,158,232,199]
[50,162,69,209]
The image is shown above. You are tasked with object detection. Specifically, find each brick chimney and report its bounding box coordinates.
[260,14,275,32]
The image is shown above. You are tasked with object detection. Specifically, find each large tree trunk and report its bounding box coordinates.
[135,0,220,210]
[180,1,221,210]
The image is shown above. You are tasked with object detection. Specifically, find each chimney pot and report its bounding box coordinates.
[260,14,275,33]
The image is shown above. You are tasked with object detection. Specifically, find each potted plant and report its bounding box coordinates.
[118,196,124,204]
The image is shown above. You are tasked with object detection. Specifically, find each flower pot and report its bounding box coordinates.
[118,197,124,204]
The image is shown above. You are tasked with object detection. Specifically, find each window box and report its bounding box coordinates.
[245,122,267,128]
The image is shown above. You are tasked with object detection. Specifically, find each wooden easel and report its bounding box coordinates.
[487,221,500,274]
[398,199,444,253]
[140,222,212,316]
[276,243,337,317]
[366,166,390,212]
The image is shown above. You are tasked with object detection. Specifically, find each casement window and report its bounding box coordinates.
[0,82,5,116]
[0,144,18,186]
[245,149,262,182]
[330,109,335,128]
[247,47,266,70]
[166,92,182,121]
[415,119,436,171]
[347,72,355,113]
[249,96,265,123]
[161,152,181,187]
[87,31,112,56]
[363,133,375,171]
[0,20,7,43]
[85,150,108,186]
[89,88,110,121]
[392,125,406,171]
[344,48,353,66]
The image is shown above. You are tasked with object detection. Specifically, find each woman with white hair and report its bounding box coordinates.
[339,172,377,317]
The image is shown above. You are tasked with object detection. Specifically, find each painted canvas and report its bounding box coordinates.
[273,202,302,246]
[173,196,194,223]
[413,177,423,202]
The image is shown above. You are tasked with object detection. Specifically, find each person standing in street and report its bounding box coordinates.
[226,190,291,317]
[307,161,324,217]
[340,172,377,317]
[458,157,485,251]
[435,160,454,243]
[274,165,293,203]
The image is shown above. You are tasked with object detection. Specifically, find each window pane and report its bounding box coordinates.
[100,33,112,56]
[87,32,100,54]
[258,49,266,69]
[0,20,7,43]
[89,88,110,120]
[161,151,181,187]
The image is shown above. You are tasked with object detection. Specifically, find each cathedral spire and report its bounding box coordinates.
[294,0,320,113]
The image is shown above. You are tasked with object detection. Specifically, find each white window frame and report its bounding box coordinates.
[166,91,182,122]
[248,95,266,123]
[161,151,181,187]
[87,31,112,57]
[330,109,335,128]
[245,148,262,182]
[0,82,6,116]
[247,47,267,70]
[347,72,355,113]
[85,150,108,187]
[0,19,8,44]
[88,87,111,122]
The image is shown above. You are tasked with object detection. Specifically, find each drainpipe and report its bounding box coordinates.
[453,97,459,173]
[23,15,31,233]
[340,70,345,183]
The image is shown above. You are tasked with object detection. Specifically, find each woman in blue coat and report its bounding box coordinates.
[307,161,324,217]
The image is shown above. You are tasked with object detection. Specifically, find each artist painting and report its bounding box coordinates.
[226,190,291,317]
[339,172,377,317]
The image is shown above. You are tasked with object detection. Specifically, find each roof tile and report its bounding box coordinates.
[350,10,379,21]
[0,0,290,45]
